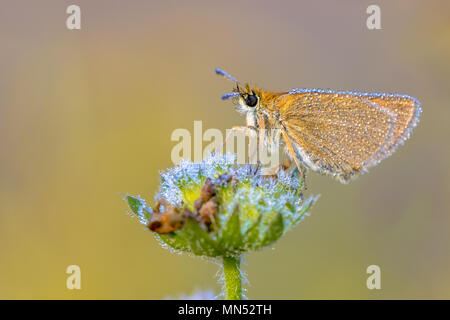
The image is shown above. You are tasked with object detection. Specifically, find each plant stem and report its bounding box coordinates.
[222,256,242,300]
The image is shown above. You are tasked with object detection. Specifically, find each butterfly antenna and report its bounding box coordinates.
[216,68,244,100]
[220,92,240,100]
[215,68,241,85]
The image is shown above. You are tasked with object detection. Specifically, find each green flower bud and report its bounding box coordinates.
[125,154,318,259]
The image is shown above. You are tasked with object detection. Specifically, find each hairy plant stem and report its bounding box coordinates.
[222,256,242,300]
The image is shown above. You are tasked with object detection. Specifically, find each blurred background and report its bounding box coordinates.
[0,0,449,299]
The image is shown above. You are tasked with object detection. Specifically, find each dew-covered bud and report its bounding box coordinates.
[125,153,318,258]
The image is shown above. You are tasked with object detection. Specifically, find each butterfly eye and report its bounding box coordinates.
[245,94,258,107]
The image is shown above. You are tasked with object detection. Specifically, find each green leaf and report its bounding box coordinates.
[259,212,284,248]
[242,215,262,250]
[218,210,242,252]
[293,195,318,226]
[126,195,144,214]
[157,232,190,252]
[182,218,220,257]
[126,195,151,223]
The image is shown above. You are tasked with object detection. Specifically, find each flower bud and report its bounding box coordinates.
[125,154,318,258]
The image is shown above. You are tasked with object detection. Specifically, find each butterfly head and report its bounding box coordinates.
[215,68,263,113]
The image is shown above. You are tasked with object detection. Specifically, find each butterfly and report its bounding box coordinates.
[216,68,421,184]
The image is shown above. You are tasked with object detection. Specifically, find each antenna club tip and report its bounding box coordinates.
[214,68,238,84]
[221,92,240,100]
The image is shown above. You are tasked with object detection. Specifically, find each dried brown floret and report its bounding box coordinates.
[148,199,193,234]
[200,177,216,202]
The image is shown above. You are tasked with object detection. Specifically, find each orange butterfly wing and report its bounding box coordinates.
[276,89,421,182]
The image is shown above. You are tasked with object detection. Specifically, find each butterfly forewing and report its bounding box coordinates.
[277,90,420,182]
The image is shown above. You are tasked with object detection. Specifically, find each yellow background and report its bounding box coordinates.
[0,0,449,299]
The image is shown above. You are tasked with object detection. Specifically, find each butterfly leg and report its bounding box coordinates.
[217,126,245,153]
[219,126,258,161]
[281,129,307,188]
